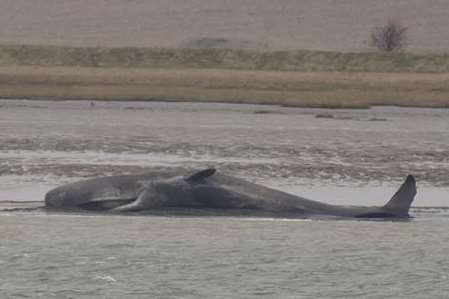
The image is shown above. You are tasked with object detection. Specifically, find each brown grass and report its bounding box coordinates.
[1,66,449,108]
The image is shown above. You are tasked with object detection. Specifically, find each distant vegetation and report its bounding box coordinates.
[370,19,408,52]
[1,44,449,72]
[178,37,267,50]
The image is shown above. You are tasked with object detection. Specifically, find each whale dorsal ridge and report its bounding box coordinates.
[186,168,216,183]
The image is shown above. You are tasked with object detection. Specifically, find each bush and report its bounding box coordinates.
[370,19,408,52]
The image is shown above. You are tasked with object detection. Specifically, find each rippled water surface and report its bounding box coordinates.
[1,99,449,298]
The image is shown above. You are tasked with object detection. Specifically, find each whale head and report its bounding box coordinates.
[45,186,73,208]
[45,180,97,209]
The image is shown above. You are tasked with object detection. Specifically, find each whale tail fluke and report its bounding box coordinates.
[383,175,417,216]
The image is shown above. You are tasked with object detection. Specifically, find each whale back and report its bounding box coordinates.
[186,168,216,183]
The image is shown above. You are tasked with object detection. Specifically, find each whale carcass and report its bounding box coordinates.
[45,168,417,218]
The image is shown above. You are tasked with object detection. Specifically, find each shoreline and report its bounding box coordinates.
[1,66,449,109]
[4,97,449,110]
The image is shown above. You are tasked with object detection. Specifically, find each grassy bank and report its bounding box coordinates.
[1,44,449,72]
[1,66,449,108]
[1,45,449,108]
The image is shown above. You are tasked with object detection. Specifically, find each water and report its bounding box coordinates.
[2,214,449,298]
[1,99,449,298]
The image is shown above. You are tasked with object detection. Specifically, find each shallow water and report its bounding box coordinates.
[1,99,449,298]
[2,213,449,298]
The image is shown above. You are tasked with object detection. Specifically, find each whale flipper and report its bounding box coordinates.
[112,168,217,212]
[186,168,216,183]
[383,175,417,217]
[110,187,160,212]
[78,197,136,210]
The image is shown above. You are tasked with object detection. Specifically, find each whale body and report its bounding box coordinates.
[45,168,417,218]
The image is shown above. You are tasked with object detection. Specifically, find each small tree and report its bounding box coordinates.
[370,19,408,52]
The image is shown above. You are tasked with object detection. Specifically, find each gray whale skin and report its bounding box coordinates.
[45,168,417,218]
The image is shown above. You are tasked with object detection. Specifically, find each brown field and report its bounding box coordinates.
[1,66,449,108]
[1,0,449,52]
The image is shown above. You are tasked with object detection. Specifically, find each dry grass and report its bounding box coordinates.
[3,45,449,73]
[1,66,449,108]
